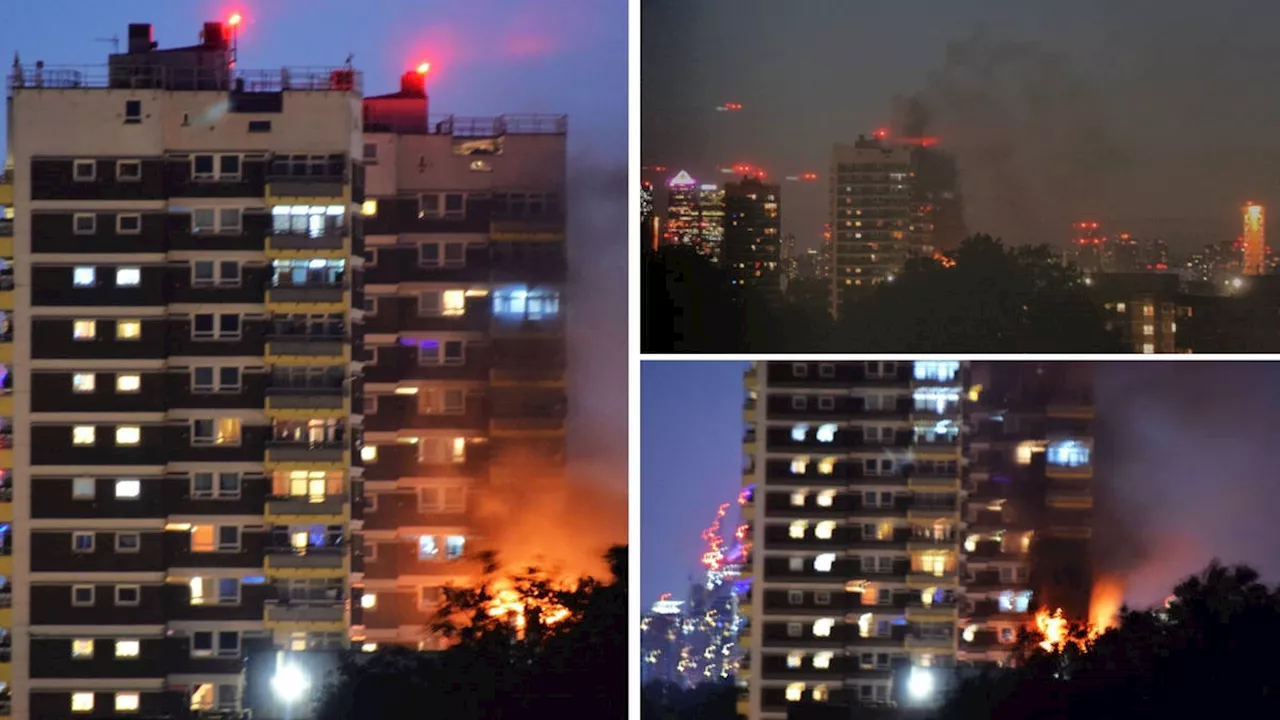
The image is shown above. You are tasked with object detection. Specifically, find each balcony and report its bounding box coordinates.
[265,495,348,522]
[904,601,959,621]
[907,473,960,491]
[265,231,347,257]
[266,283,348,310]
[265,334,348,363]
[265,388,347,418]
[489,416,565,435]
[264,601,346,626]
[490,315,564,337]
[905,633,956,650]
[266,176,347,204]
[490,216,566,242]
[265,547,347,575]
[907,572,959,587]
[265,441,348,466]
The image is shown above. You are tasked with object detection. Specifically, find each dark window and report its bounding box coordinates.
[117,161,141,181]
[219,261,240,284]
[248,120,272,133]
[193,314,215,336]
[219,314,240,335]
[192,632,213,652]
[444,193,464,213]
[124,100,142,123]
[193,155,215,177]
[219,155,241,178]
[363,143,378,161]
[73,161,96,181]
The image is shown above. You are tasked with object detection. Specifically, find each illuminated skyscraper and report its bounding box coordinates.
[662,171,724,259]
[723,176,782,291]
[1243,202,1265,276]
[641,181,659,252]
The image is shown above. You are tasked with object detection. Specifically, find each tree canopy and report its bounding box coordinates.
[314,546,627,720]
[643,235,1127,352]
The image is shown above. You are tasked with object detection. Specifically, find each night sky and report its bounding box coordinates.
[642,0,1280,253]
[1,0,629,501]
[642,360,1280,610]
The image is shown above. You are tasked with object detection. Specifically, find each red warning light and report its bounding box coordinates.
[874,128,888,139]
[228,12,242,26]
[800,172,818,181]
[416,62,431,75]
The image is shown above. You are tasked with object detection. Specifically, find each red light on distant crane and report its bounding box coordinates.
[228,13,242,26]
[417,62,431,75]
[874,128,888,139]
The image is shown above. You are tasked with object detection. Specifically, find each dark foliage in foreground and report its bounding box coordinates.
[313,546,627,720]
[643,235,1126,352]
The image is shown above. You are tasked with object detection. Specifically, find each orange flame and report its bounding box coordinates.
[1034,607,1070,652]
[485,581,573,639]
[1088,575,1124,636]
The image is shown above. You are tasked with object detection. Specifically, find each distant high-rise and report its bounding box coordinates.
[697,184,726,261]
[723,176,782,291]
[642,181,659,251]
[663,171,724,259]
[1243,202,1266,276]
[829,132,963,317]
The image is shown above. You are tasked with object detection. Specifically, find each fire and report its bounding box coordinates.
[1035,607,1070,652]
[485,582,573,638]
[1088,575,1124,636]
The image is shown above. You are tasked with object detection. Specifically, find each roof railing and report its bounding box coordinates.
[8,64,362,93]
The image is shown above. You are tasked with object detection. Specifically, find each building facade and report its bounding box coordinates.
[723,177,781,291]
[354,72,567,650]
[6,21,364,719]
[739,361,1095,718]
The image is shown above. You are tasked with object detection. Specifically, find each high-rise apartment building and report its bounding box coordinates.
[723,177,781,291]
[355,71,567,650]
[828,134,963,317]
[739,361,1095,718]
[5,21,363,718]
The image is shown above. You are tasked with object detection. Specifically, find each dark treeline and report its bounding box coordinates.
[643,235,1127,353]
[313,546,627,720]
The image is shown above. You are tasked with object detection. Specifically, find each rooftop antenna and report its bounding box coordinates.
[344,53,354,69]
[94,35,120,54]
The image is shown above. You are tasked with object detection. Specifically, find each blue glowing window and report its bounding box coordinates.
[1047,440,1091,467]
[913,361,960,382]
[493,287,561,320]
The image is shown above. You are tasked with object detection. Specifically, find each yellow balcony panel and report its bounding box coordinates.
[265,337,350,366]
[1046,493,1093,510]
[264,601,347,630]
[489,417,565,438]
[740,503,755,522]
[0,237,10,258]
[0,341,11,365]
[907,475,960,491]
[0,178,11,206]
[265,178,350,205]
[1045,526,1092,541]
[742,400,757,423]
[0,555,11,577]
[736,700,750,718]
[0,394,11,417]
[265,232,349,260]
[907,572,958,588]
[264,549,349,578]
[490,218,566,242]
[905,602,959,621]
[907,507,960,522]
[0,449,11,470]
[905,634,956,650]
[265,287,350,313]
[265,495,349,524]
[906,539,958,553]
[264,392,349,420]
[743,441,757,456]
[264,444,349,471]
[0,495,11,523]
[1047,465,1093,480]
[739,634,751,650]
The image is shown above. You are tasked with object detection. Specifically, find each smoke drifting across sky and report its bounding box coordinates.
[642,0,1280,252]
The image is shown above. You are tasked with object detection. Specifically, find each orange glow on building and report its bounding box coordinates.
[1089,575,1124,635]
[1243,202,1265,276]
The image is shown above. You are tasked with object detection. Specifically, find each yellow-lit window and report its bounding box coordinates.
[360,445,378,462]
[1142,343,1155,354]
[786,652,803,668]
[71,692,95,712]
[115,639,140,658]
[116,374,141,393]
[72,373,96,393]
[441,289,466,317]
[816,490,835,507]
[189,577,205,605]
[812,685,829,701]
[115,692,140,712]
[116,320,142,340]
[815,521,836,539]
[73,320,96,340]
[1143,324,1154,336]
[451,437,466,463]
[788,521,807,539]
[190,684,214,711]
[287,470,330,500]
[817,457,836,475]
[360,199,378,216]
[71,639,94,658]
[72,426,96,445]
[1116,302,1126,313]
[785,683,805,702]
[190,526,215,553]
[115,426,141,446]
[790,456,809,474]
[361,593,377,609]
[813,651,833,669]
[790,491,806,507]
[813,618,834,637]
[361,642,378,652]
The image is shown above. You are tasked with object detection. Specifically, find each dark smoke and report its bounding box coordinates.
[897,31,1132,245]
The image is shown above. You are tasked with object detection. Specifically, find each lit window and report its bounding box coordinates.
[1142,343,1155,354]
[786,652,803,668]
[791,424,808,441]
[790,491,806,507]
[812,685,829,702]
[73,320,97,340]
[790,456,808,474]
[361,593,377,609]
[192,418,242,446]
[72,373,96,393]
[115,692,140,712]
[116,267,141,287]
[1015,440,1045,465]
[1143,324,1155,336]
[115,426,141,446]
[817,457,836,475]
[785,683,805,702]
[445,535,465,559]
[360,445,378,462]
[360,200,378,216]
[1116,302,1127,313]
[816,490,835,507]
[115,639,140,658]
[815,521,836,539]
[115,479,141,498]
[417,535,440,560]
[441,289,466,317]
[813,651,834,669]
[73,267,96,287]
[816,424,837,442]
[813,618,834,637]
[116,374,141,393]
[71,692,95,712]
[71,639,94,658]
[72,426,96,445]
[1046,439,1090,467]
[788,521,807,539]
[116,320,142,340]
[189,577,205,605]
[814,553,836,572]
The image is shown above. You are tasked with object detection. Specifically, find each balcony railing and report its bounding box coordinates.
[428,114,567,136]
[266,546,346,569]
[0,589,10,607]
[265,600,345,624]
[266,231,346,251]
[266,495,347,516]
[9,64,362,93]
[267,441,346,462]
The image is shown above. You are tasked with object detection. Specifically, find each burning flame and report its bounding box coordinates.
[1035,608,1070,652]
[485,582,573,638]
[1088,575,1124,635]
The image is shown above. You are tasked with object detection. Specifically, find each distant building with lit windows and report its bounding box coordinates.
[662,171,724,259]
[723,177,781,292]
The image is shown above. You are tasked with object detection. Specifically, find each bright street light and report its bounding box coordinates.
[272,664,309,704]
[907,666,935,700]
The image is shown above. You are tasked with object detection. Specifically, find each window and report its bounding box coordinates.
[788,590,804,605]
[1142,342,1155,354]
[72,532,95,553]
[192,153,242,181]
[361,199,378,216]
[115,532,140,552]
[417,436,466,464]
[422,388,466,414]
[792,396,808,410]
[124,99,142,123]
[248,120,272,132]
[115,692,140,713]
[418,339,465,366]
[792,363,808,377]
[115,479,141,499]
[787,622,803,638]
[192,366,241,393]
[115,585,140,605]
[363,142,378,161]
[71,693,95,713]
[191,207,243,234]
[360,445,378,463]
[73,159,96,181]
[116,267,141,286]
[818,363,835,378]
[72,426,96,445]
[446,536,465,559]
[117,160,141,180]
[72,373,96,393]
[115,640,140,658]
[116,374,141,393]
[115,426,141,446]
[191,472,242,499]
[192,313,241,339]
[819,396,835,410]
[72,639,94,658]
[192,259,240,286]
[420,242,467,268]
[116,214,142,234]
[73,267,96,287]
[72,585,95,606]
[116,320,142,340]
[192,418,242,446]
[73,319,97,340]
[217,526,241,551]
[73,478,95,499]
[74,213,96,234]
[420,486,466,513]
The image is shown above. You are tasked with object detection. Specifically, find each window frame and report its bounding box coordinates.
[191,153,243,182]
[115,532,141,553]
[73,213,97,235]
[71,531,96,554]
[191,312,242,340]
[116,213,142,235]
[114,585,142,606]
[116,374,142,393]
[115,266,142,287]
[73,159,96,182]
[71,585,95,607]
[116,159,142,181]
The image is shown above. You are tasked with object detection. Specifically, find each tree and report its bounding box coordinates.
[314,545,628,720]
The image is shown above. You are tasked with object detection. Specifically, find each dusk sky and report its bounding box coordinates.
[642,0,1280,253]
[0,0,629,503]
[643,360,1280,610]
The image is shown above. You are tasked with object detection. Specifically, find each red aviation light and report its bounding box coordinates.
[417,62,431,75]
[228,12,242,26]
